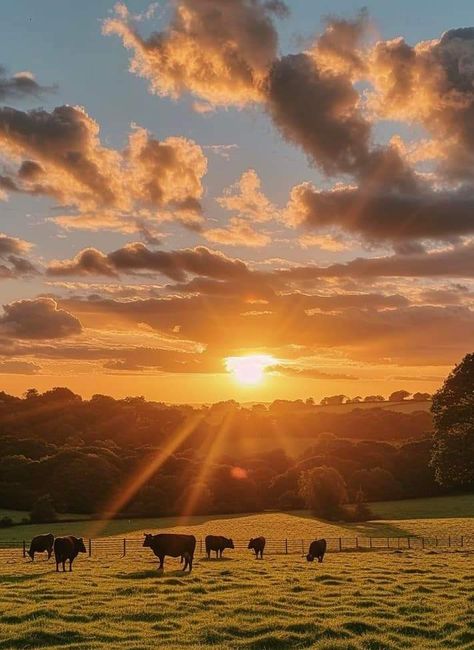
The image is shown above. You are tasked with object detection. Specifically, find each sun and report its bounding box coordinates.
[225,355,276,386]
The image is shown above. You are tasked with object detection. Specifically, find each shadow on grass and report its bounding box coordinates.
[117,568,192,580]
[201,556,234,562]
[284,510,412,537]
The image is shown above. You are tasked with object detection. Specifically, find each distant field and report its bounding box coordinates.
[0,545,472,649]
[1,495,474,545]
[372,494,474,521]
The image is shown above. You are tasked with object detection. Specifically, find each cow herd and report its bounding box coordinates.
[27,533,327,573]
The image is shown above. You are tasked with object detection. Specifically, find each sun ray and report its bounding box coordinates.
[87,412,204,537]
[178,409,236,523]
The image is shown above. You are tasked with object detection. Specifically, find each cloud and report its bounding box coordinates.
[217,169,277,222]
[204,217,271,247]
[368,28,474,182]
[286,181,474,242]
[103,0,288,106]
[0,298,82,339]
[0,360,41,375]
[0,66,54,101]
[280,241,474,281]
[47,244,251,282]
[0,106,207,232]
[0,233,37,279]
[269,364,358,380]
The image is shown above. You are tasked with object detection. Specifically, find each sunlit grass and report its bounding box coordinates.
[0,544,472,649]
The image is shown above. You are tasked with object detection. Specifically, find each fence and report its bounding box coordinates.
[0,535,472,561]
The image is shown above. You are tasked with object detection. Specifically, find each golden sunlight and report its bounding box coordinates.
[225,354,276,386]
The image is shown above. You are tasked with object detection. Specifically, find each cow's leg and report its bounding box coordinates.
[56,561,59,572]
[47,549,52,560]
[188,555,193,572]
[69,559,73,572]
[62,560,66,572]
[158,556,164,570]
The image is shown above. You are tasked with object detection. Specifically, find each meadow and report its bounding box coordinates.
[0,507,473,649]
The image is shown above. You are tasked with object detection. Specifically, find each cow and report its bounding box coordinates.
[27,533,54,561]
[143,533,196,572]
[205,535,234,559]
[53,536,87,572]
[248,537,265,559]
[306,539,327,563]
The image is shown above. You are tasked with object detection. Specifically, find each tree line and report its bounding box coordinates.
[0,353,471,522]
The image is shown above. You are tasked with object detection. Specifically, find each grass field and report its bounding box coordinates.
[1,493,473,545]
[0,544,472,649]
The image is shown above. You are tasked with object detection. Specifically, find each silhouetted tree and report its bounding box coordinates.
[389,390,411,402]
[298,466,348,519]
[431,353,474,487]
[30,494,57,523]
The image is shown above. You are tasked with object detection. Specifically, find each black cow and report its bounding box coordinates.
[143,533,196,572]
[28,533,54,561]
[205,535,234,559]
[306,539,327,563]
[248,536,265,558]
[54,536,87,572]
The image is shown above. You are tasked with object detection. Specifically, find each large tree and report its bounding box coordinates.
[298,466,348,519]
[430,353,474,487]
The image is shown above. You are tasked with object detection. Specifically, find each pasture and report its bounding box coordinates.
[0,509,473,648]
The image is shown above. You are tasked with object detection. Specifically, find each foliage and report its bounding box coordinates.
[29,494,57,524]
[431,352,474,487]
[298,466,348,519]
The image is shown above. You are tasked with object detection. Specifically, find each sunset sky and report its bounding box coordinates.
[1,0,473,402]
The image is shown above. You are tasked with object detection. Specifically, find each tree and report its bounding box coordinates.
[364,395,385,402]
[412,392,431,401]
[298,466,348,519]
[30,494,57,523]
[431,353,474,487]
[320,395,347,406]
[389,390,411,402]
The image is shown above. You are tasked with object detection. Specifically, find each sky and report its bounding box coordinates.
[0,0,473,402]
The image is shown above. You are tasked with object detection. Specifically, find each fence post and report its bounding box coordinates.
[387,538,390,549]
[285,539,288,554]
[123,538,126,557]
[408,537,411,549]
[301,539,304,555]
[200,538,203,555]
[88,538,92,557]
[448,536,451,547]
[436,537,438,547]
[22,540,26,558]
[338,537,342,552]
[356,537,359,550]
[421,537,425,550]
[461,536,464,548]
[369,537,373,549]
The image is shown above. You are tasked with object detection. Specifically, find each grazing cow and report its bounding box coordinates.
[248,537,265,559]
[54,536,87,572]
[205,535,234,559]
[28,533,54,561]
[306,539,327,563]
[143,533,196,572]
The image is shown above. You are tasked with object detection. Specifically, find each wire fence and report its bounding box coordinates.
[0,535,472,562]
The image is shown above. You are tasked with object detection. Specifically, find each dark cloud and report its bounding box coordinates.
[48,244,251,283]
[0,360,41,375]
[280,242,474,281]
[0,233,37,279]
[0,66,54,101]
[0,298,82,340]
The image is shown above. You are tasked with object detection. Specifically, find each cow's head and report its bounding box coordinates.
[27,549,34,560]
[143,533,153,548]
[306,553,314,562]
[228,538,235,549]
[248,538,254,550]
[77,537,87,554]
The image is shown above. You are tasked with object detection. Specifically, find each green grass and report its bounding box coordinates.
[0,545,472,649]
[0,509,87,524]
[372,494,474,520]
[1,493,473,545]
